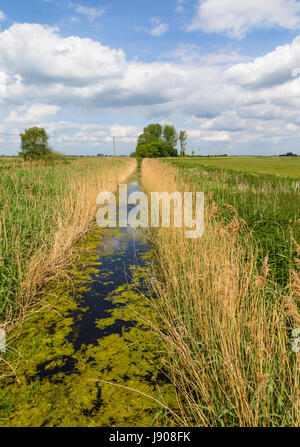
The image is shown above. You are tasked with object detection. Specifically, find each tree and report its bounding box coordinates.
[144,123,163,139]
[19,127,51,160]
[134,123,180,158]
[137,123,163,147]
[163,125,178,148]
[137,132,157,147]
[131,139,177,158]
[179,131,188,156]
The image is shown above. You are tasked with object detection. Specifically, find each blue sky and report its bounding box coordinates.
[1,0,300,155]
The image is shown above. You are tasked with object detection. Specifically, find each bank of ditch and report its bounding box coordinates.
[0,157,137,379]
[142,158,300,427]
[0,165,177,427]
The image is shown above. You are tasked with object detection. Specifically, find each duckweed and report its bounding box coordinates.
[0,178,176,427]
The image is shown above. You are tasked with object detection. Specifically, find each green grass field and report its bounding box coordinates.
[167,156,300,178]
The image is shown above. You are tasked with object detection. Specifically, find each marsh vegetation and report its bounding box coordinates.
[142,158,300,426]
[0,155,299,427]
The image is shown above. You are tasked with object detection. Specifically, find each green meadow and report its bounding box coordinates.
[167,156,300,178]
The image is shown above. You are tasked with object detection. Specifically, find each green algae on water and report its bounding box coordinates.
[0,178,176,427]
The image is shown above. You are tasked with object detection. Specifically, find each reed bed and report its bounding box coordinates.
[0,157,136,364]
[142,158,299,427]
[166,161,300,287]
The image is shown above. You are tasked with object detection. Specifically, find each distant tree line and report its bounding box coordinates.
[130,124,188,158]
[187,153,228,157]
[279,152,299,157]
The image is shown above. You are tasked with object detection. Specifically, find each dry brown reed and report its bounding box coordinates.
[0,157,136,377]
[142,158,299,427]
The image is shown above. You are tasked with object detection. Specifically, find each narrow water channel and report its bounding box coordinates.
[0,172,175,427]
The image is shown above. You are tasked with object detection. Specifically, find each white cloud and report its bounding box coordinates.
[47,121,141,147]
[176,1,186,13]
[2,23,300,154]
[189,0,300,38]
[225,35,300,87]
[73,4,105,23]
[0,104,60,149]
[150,22,169,37]
[0,113,141,152]
[5,104,60,125]
[42,1,104,23]
[0,10,5,22]
[135,18,169,37]
[188,129,231,142]
[163,43,248,65]
[0,24,126,85]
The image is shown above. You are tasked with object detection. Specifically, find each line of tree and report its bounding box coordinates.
[130,124,188,158]
[279,152,299,157]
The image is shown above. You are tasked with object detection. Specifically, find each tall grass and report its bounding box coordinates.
[142,159,300,427]
[165,162,300,287]
[0,157,136,344]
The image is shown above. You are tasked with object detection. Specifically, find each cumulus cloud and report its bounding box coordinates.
[188,0,300,38]
[163,43,248,65]
[226,35,300,87]
[0,23,125,86]
[1,23,300,153]
[47,121,141,147]
[188,129,231,142]
[4,104,60,125]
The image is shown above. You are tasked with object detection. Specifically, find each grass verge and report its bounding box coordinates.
[142,158,300,427]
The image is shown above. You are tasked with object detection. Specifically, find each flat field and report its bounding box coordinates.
[167,156,300,178]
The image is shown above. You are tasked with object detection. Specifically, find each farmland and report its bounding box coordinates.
[167,156,300,178]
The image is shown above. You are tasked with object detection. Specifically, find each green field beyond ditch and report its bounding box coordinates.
[167,157,300,178]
